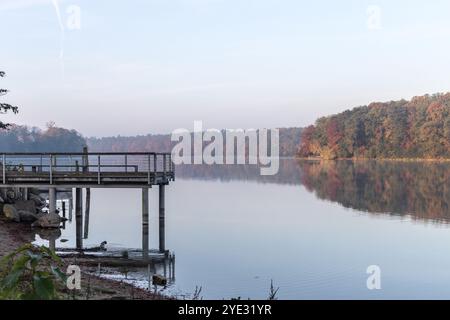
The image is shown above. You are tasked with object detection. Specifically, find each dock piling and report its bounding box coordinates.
[62,201,66,218]
[75,188,83,249]
[84,188,90,239]
[49,188,56,214]
[159,184,165,253]
[49,238,56,252]
[142,187,149,258]
[69,189,73,222]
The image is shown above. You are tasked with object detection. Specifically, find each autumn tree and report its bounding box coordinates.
[0,71,19,129]
[298,92,450,159]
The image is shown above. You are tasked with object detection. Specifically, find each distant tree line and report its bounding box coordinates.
[298,93,450,159]
[0,123,86,152]
[88,128,303,157]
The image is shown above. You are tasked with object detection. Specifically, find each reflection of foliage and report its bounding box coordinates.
[175,158,450,224]
[0,244,67,300]
[299,93,450,159]
[299,160,450,223]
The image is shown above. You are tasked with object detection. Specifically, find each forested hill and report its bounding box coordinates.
[0,124,86,152]
[298,93,450,160]
[87,127,303,157]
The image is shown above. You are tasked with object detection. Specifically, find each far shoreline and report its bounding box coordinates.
[295,157,450,163]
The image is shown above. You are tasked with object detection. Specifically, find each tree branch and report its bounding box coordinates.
[0,71,19,129]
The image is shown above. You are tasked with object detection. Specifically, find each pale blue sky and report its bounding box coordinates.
[1,0,450,136]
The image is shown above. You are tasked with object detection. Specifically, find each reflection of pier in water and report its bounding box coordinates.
[102,250,176,288]
[1,151,175,259]
[57,247,176,288]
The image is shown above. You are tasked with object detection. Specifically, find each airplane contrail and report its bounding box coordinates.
[51,0,66,78]
[51,0,64,32]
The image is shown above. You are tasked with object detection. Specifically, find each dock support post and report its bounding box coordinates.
[49,188,56,214]
[69,189,74,222]
[159,184,165,253]
[84,188,90,239]
[49,238,56,252]
[48,188,57,253]
[75,188,83,250]
[23,188,28,201]
[172,254,176,281]
[62,201,66,219]
[142,187,149,258]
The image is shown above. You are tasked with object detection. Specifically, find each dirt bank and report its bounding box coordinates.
[0,216,170,300]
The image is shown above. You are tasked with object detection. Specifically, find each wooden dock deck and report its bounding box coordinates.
[0,152,175,187]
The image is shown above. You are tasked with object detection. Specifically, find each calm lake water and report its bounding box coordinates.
[35,160,450,299]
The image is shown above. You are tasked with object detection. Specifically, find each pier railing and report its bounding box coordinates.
[0,152,175,186]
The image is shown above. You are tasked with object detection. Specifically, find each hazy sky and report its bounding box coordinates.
[1,0,450,137]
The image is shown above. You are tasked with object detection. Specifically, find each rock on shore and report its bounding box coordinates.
[3,204,20,222]
[1,197,60,228]
[31,213,63,228]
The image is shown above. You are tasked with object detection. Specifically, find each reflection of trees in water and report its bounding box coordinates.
[178,159,450,224]
[299,160,450,224]
[176,159,304,185]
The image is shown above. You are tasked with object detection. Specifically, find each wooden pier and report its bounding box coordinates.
[0,152,174,187]
[0,152,175,254]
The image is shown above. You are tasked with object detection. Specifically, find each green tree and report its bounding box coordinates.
[0,71,19,129]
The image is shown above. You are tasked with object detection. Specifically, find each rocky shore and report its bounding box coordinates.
[0,187,170,300]
[1,187,65,227]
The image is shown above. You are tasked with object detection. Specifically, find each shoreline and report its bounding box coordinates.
[0,216,171,300]
[296,157,450,162]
